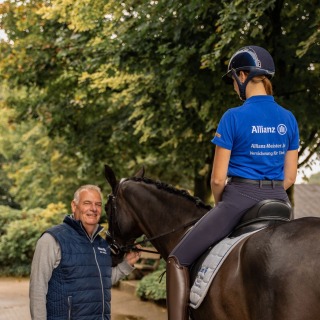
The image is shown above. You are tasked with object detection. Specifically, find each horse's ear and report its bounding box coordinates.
[134,166,145,178]
[104,164,118,193]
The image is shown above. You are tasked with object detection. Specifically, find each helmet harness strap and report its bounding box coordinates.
[231,69,267,101]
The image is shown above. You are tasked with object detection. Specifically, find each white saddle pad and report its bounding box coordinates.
[189,229,262,309]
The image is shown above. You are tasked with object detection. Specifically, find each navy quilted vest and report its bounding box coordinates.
[45,215,112,320]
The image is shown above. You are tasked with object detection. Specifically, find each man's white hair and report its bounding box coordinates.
[73,185,103,204]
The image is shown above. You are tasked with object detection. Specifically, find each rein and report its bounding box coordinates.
[120,217,200,253]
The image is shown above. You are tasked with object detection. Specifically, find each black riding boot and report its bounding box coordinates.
[166,256,190,320]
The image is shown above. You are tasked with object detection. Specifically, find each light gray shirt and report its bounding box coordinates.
[29,233,134,320]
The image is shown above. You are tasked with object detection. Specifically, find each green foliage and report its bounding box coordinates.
[0,0,319,208]
[136,261,167,302]
[0,98,85,208]
[0,205,23,235]
[0,203,67,276]
[0,156,21,209]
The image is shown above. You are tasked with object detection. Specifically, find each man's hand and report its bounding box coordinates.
[124,245,142,266]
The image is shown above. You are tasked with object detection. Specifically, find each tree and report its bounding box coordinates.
[0,97,84,208]
[0,0,319,206]
[0,203,66,276]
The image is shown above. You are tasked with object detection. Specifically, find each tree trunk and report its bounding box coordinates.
[193,153,214,205]
[286,184,295,218]
[194,171,212,205]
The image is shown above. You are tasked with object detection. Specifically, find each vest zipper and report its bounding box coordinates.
[92,246,105,319]
[80,223,106,319]
[68,295,72,320]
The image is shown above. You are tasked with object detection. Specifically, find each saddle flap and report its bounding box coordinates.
[189,230,261,309]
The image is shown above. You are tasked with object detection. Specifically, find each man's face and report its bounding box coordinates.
[71,189,102,230]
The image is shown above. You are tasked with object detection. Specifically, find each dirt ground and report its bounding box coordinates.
[0,277,166,320]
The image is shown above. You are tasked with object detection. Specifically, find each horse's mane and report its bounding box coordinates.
[128,176,212,210]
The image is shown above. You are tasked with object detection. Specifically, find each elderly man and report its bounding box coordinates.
[30,184,140,320]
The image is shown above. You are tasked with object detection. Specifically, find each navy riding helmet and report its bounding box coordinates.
[223,45,275,100]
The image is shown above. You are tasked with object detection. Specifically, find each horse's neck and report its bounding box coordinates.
[150,223,195,261]
[125,179,208,260]
[141,203,206,260]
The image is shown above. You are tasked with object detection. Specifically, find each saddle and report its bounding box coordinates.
[231,198,292,237]
[190,199,292,294]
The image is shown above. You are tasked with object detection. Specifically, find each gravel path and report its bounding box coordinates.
[0,277,166,320]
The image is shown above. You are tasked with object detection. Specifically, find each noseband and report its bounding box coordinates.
[106,190,156,255]
[106,194,123,255]
[106,181,201,255]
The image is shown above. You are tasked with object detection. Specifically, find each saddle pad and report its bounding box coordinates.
[189,229,262,309]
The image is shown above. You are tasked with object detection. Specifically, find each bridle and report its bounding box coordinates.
[106,183,201,255]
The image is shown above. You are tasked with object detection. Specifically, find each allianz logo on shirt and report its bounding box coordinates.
[98,247,107,254]
[252,124,287,135]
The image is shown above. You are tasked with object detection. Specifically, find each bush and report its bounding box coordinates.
[0,205,23,235]
[136,260,167,302]
[0,203,67,276]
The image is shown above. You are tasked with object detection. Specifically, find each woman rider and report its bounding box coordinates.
[166,45,300,320]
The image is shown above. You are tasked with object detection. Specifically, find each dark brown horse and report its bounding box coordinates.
[104,165,320,320]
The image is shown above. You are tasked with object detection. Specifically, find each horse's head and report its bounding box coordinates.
[104,164,146,255]
[104,164,210,259]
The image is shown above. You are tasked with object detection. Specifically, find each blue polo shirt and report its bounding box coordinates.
[212,95,299,180]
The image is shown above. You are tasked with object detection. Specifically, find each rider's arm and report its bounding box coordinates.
[211,145,231,205]
[283,149,298,190]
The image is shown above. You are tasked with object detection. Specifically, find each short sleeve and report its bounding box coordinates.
[288,114,300,151]
[211,110,235,150]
